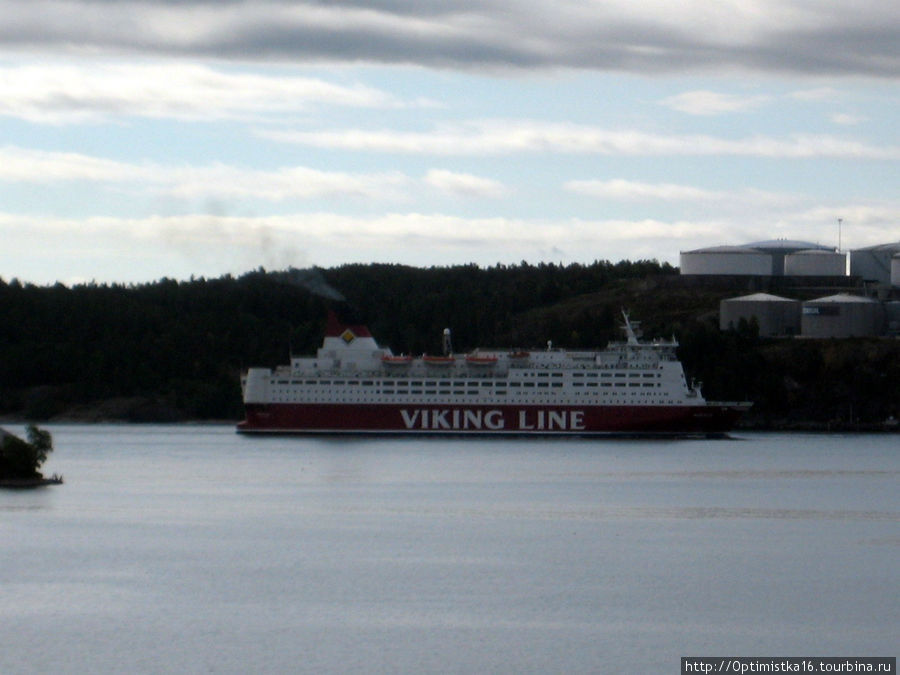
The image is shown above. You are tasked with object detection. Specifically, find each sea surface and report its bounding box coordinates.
[1,426,897,674]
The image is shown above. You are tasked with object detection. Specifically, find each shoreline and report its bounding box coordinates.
[0,475,64,489]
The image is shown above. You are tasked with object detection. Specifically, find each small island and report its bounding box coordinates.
[0,425,63,488]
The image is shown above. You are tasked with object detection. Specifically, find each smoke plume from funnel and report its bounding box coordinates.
[285,267,345,302]
[281,267,367,327]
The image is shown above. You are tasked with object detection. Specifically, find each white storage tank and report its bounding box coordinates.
[784,249,847,276]
[801,294,885,338]
[892,254,900,288]
[849,242,900,284]
[744,239,835,276]
[719,293,801,336]
[680,246,772,276]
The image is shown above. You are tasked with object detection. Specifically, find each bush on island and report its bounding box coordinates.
[0,425,54,480]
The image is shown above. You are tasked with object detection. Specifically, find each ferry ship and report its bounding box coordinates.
[237,311,750,435]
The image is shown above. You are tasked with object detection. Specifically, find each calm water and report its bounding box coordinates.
[1,426,897,674]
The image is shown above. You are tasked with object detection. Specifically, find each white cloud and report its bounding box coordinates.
[0,209,728,254]
[424,169,507,198]
[166,165,410,202]
[660,90,771,115]
[830,113,866,126]
[0,147,148,182]
[0,147,410,201]
[566,179,725,202]
[0,62,401,124]
[260,121,900,160]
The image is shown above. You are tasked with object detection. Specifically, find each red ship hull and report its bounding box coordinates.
[237,402,747,435]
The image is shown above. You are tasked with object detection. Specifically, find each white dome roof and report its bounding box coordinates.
[682,245,767,254]
[744,239,833,251]
[807,293,878,304]
[727,293,796,302]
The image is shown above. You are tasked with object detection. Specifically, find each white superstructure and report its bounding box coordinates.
[243,314,704,408]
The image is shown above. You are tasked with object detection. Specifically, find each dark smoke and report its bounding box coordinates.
[282,267,366,326]
[284,267,345,302]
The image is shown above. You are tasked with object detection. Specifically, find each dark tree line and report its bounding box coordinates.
[0,272,317,420]
[0,260,897,428]
[324,259,669,354]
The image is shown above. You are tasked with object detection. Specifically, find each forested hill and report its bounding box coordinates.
[1,260,898,429]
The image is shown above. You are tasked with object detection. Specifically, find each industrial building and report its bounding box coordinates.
[719,293,801,336]
[693,238,900,337]
[849,242,900,285]
[800,294,885,338]
[681,240,840,277]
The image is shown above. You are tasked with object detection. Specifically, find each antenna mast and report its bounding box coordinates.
[838,217,843,252]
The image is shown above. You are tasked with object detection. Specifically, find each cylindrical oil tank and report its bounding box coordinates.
[744,239,834,276]
[849,242,900,284]
[719,293,801,336]
[784,249,847,276]
[680,246,772,275]
[801,294,885,338]
[892,254,900,288]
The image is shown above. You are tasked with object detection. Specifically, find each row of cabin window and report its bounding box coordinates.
[270,384,669,399]
[269,389,673,403]
[574,382,659,388]
[277,379,512,386]
[338,381,655,394]
[572,372,659,378]
[276,372,661,386]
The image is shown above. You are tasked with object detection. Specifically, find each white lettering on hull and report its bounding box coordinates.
[485,410,504,430]
[518,409,585,430]
[399,409,421,428]
[400,408,585,431]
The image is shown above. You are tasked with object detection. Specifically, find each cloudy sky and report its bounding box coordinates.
[1,0,898,284]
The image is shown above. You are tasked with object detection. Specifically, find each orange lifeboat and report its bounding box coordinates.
[423,355,455,366]
[382,355,413,366]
